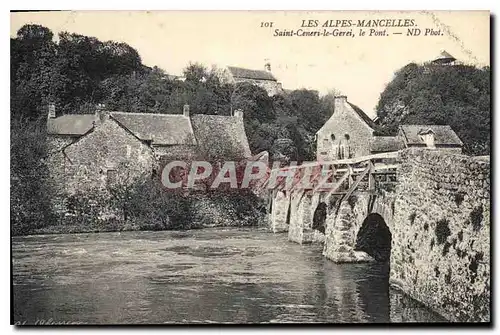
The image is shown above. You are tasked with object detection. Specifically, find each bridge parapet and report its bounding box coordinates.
[390,148,490,322]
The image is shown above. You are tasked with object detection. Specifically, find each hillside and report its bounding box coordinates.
[375,63,490,156]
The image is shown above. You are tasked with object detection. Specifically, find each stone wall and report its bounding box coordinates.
[46,136,77,198]
[390,148,490,322]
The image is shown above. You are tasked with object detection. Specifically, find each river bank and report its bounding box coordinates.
[13,189,267,236]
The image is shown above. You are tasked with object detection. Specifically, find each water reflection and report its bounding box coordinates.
[12,228,445,324]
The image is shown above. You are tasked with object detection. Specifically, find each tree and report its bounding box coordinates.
[11,25,58,120]
[375,63,490,155]
[288,89,326,132]
[232,83,274,122]
[11,117,56,235]
[183,62,208,83]
[55,31,143,114]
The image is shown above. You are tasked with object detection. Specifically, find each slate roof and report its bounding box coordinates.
[110,112,196,146]
[347,102,378,129]
[370,136,402,153]
[48,111,252,158]
[227,66,277,81]
[191,114,251,160]
[46,114,97,136]
[399,125,463,146]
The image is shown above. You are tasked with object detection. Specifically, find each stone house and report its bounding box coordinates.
[397,125,463,153]
[46,105,251,196]
[316,95,377,161]
[218,62,283,96]
[315,96,463,160]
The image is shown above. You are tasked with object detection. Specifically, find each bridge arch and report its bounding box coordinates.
[312,202,327,234]
[355,213,392,262]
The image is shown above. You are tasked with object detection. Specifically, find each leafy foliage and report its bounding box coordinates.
[11,24,339,163]
[11,117,56,235]
[10,24,342,234]
[375,63,490,155]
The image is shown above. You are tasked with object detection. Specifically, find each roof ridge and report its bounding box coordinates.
[401,124,451,128]
[192,114,235,118]
[111,111,187,117]
[347,102,376,129]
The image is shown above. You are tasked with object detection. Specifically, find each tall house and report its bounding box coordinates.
[316,96,376,161]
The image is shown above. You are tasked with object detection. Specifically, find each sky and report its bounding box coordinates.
[10,10,490,118]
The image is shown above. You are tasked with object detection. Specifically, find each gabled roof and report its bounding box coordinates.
[48,111,252,158]
[315,99,377,135]
[418,128,435,135]
[191,114,251,160]
[46,114,97,136]
[347,102,378,129]
[227,66,277,81]
[432,50,456,64]
[370,136,402,153]
[110,112,196,146]
[399,125,463,146]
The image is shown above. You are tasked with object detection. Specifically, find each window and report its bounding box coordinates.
[344,134,350,140]
[330,134,335,141]
[323,138,329,145]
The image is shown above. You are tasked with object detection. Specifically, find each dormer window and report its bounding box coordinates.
[418,129,435,148]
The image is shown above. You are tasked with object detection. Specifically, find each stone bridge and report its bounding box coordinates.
[266,148,490,322]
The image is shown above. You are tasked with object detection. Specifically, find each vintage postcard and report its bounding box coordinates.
[10,10,490,325]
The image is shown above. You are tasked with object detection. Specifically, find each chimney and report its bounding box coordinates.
[183,104,190,117]
[95,104,109,124]
[48,102,56,118]
[234,109,244,119]
[264,60,271,73]
[334,95,347,110]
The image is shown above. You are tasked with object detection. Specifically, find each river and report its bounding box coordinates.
[12,227,445,324]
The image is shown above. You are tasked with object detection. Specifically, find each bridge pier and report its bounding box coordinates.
[269,190,290,233]
[288,192,313,244]
[323,195,375,263]
[285,192,328,244]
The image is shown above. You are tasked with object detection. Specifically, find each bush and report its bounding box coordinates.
[435,219,451,245]
[115,179,196,230]
[470,205,483,232]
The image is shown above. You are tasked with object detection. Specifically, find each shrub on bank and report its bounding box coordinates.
[24,179,266,236]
